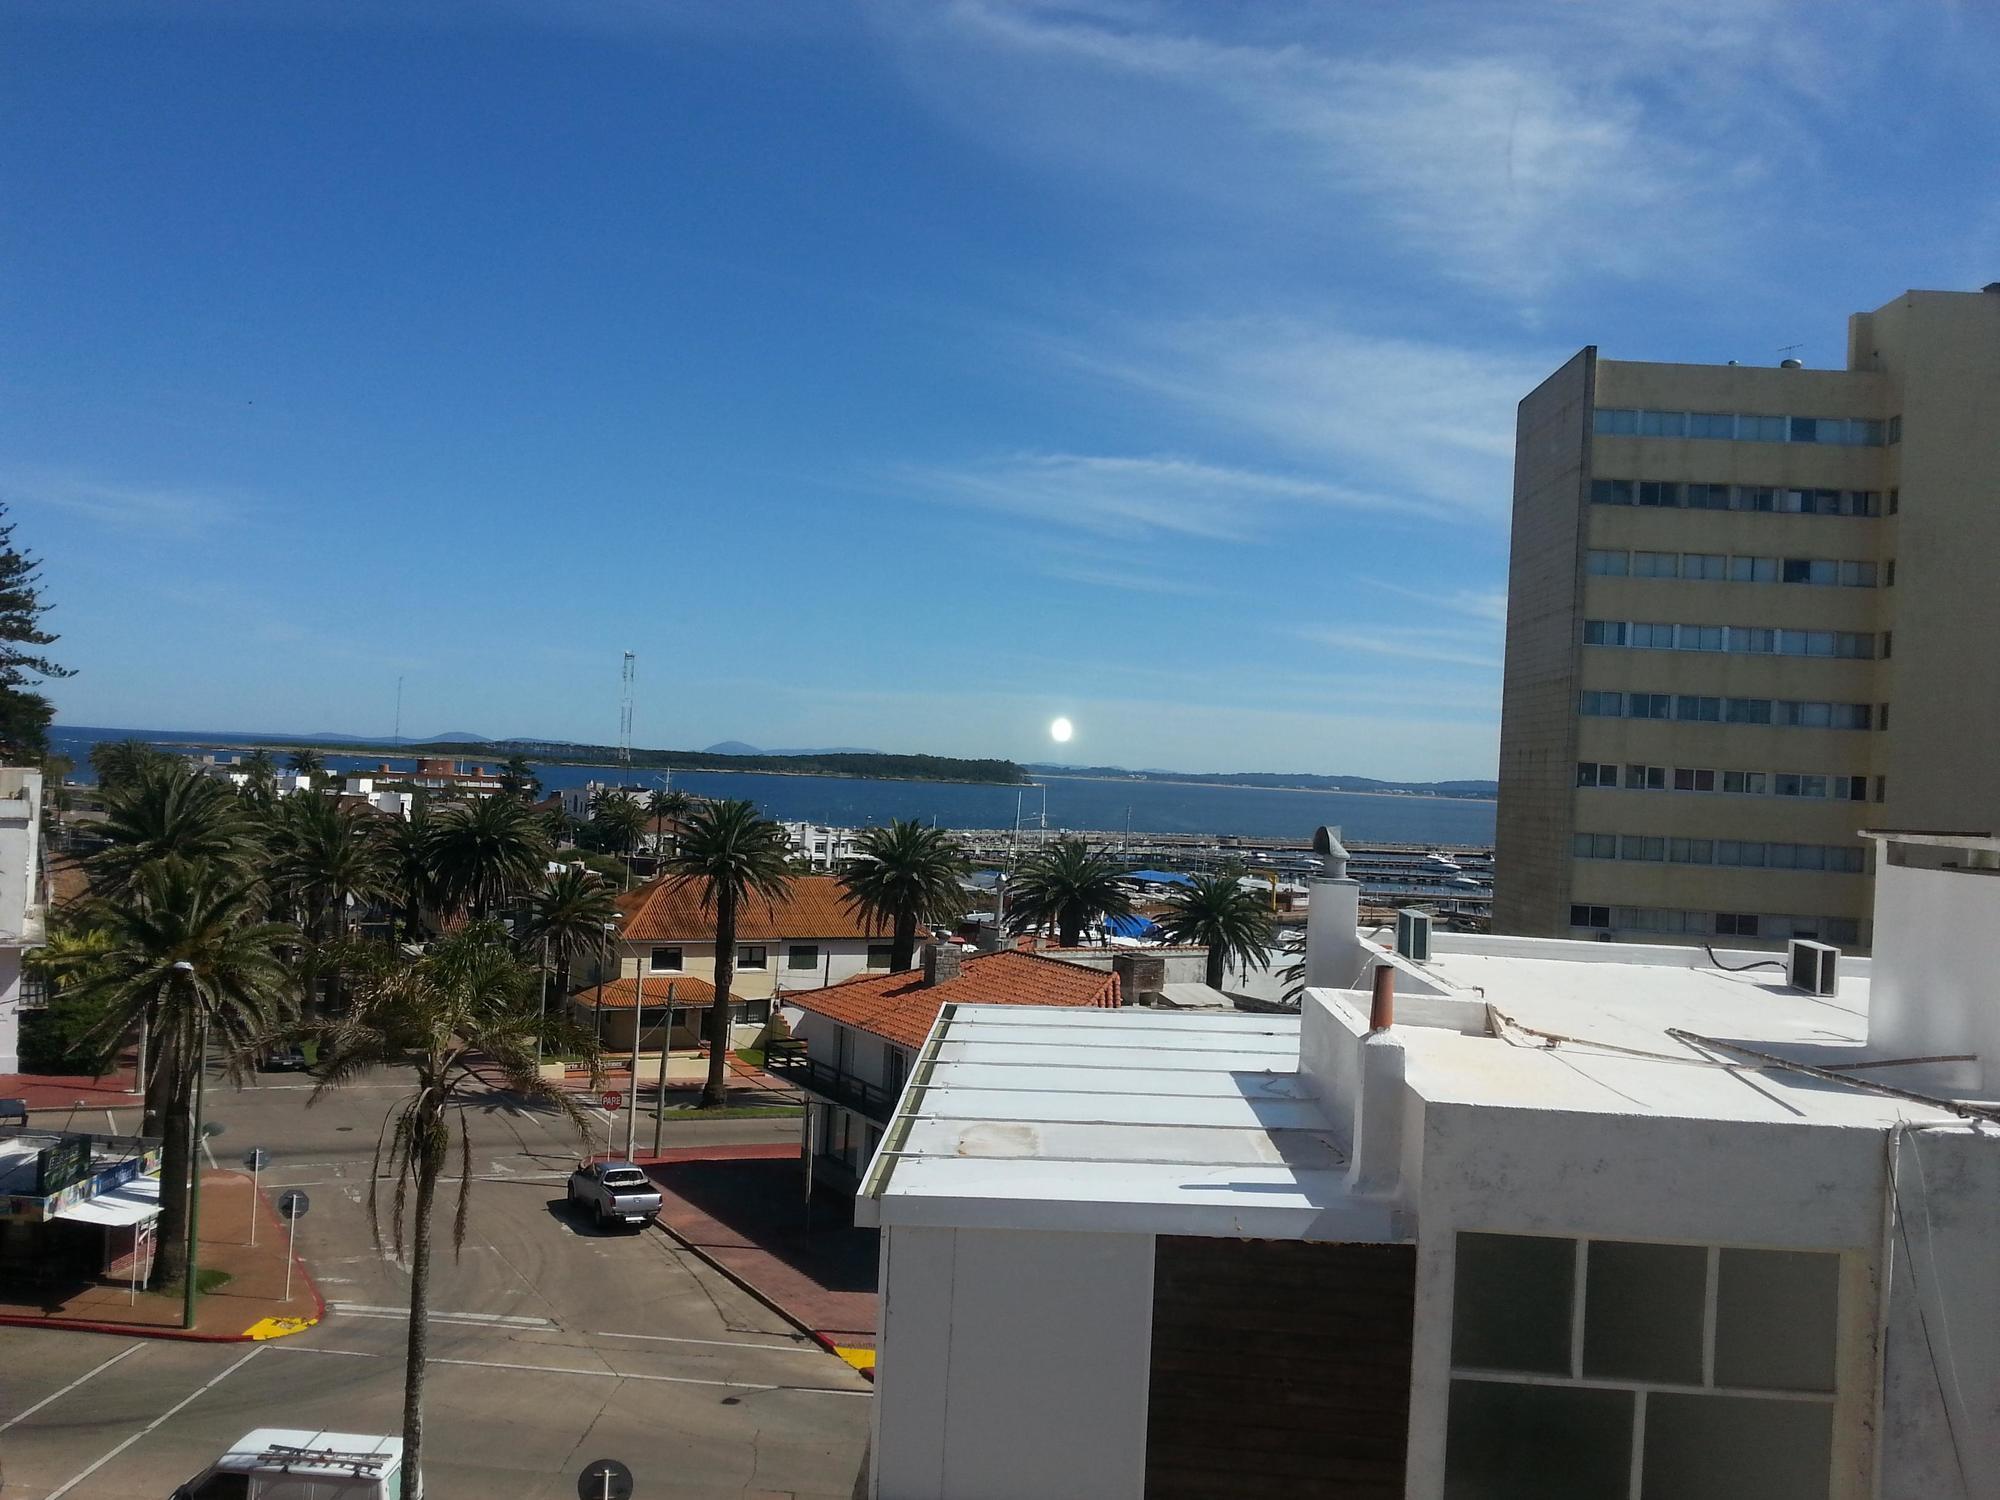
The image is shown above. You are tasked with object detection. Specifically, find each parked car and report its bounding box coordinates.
[566,1160,663,1230]
[0,1098,28,1129]
[260,1047,309,1073]
[171,1428,402,1498]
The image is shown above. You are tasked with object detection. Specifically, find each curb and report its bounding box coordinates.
[642,1171,877,1385]
[0,1179,326,1345]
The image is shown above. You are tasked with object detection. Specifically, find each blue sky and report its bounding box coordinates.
[5,1,1995,779]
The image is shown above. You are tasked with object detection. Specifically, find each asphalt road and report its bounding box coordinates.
[0,1068,870,1499]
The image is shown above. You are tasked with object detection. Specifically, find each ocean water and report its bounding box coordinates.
[49,725,1495,845]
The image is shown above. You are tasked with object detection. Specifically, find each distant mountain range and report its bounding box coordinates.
[702,740,882,756]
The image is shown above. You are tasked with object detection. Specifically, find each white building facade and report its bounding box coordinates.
[0,768,47,1074]
[858,831,2000,1499]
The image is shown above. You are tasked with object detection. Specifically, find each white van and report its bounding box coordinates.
[170,1429,403,1499]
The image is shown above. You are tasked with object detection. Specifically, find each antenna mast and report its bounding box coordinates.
[618,651,636,770]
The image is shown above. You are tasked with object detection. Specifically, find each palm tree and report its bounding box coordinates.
[519,864,618,1001]
[308,928,598,1500]
[87,759,257,903]
[664,800,793,1108]
[497,754,541,801]
[424,795,550,921]
[286,747,325,779]
[590,790,648,867]
[271,794,394,1015]
[89,737,165,790]
[646,787,692,857]
[1158,872,1276,990]
[1004,835,1134,948]
[379,799,440,941]
[838,820,969,971]
[240,748,279,808]
[67,862,293,1287]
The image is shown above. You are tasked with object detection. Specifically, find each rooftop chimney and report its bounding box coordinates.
[922,941,964,988]
[1304,825,1367,990]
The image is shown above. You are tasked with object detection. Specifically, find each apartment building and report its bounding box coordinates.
[1496,286,2000,946]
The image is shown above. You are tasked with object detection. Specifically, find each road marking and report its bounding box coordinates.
[593,1330,817,1353]
[45,1346,264,1499]
[269,1343,868,1396]
[201,1133,218,1170]
[330,1301,555,1328]
[103,1109,118,1134]
[0,1343,145,1432]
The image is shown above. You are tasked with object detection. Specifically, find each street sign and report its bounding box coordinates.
[243,1148,270,1171]
[601,1091,624,1112]
[277,1189,310,1220]
[577,1458,634,1500]
[202,1121,225,1138]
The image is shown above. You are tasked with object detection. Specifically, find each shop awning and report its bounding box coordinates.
[52,1174,161,1227]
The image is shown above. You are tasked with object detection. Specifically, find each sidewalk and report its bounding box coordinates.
[572,1051,799,1107]
[0,1060,142,1115]
[639,1143,880,1375]
[0,1169,323,1342]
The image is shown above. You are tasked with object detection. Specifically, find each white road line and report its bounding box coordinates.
[103,1109,118,1134]
[46,1346,264,1499]
[268,1343,867,1396]
[593,1330,816,1354]
[201,1133,217,1170]
[329,1301,555,1328]
[0,1343,145,1433]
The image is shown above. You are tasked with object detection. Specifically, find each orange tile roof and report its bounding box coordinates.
[789,950,1121,1051]
[617,873,901,943]
[570,976,730,1011]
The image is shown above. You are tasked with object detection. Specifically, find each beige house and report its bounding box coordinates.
[1497,286,2000,948]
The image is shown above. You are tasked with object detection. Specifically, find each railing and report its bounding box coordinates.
[765,1047,896,1126]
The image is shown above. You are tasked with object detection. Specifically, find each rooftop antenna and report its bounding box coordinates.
[618,651,636,770]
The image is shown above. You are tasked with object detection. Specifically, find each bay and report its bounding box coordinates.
[49,725,1495,845]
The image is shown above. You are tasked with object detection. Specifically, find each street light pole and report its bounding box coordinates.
[535,935,549,1071]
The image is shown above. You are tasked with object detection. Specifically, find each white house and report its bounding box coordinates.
[857,829,2000,1499]
[781,822,861,871]
[778,943,1120,1191]
[0,768,47,1073]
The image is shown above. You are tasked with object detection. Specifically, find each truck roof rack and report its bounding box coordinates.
[257,1442,393,1473]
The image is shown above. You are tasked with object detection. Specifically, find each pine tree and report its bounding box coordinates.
[0,502,72,761]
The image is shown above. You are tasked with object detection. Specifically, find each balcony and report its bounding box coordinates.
[766,1045,897,1126]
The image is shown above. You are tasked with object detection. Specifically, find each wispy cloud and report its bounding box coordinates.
[1364,578,1509,626]
[898,450,1424,540]
[2,469,243,531]
[1035,561,1219,598]
[1298,623,1501,672]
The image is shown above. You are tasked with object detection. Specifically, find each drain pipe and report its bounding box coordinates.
[1370,961,1396,1032]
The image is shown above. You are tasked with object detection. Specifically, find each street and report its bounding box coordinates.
[0,1068,871,1499]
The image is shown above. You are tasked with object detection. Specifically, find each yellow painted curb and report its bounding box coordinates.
[833,1345,875,1371]
[244,1315,320,1341]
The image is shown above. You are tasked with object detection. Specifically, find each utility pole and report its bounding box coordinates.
[174,961,203,1330]
[652,983,676,1159]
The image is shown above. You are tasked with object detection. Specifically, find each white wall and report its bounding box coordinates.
[0,769,43,1074]
[873,1226,1155,1500]
[790,1012,904,1089]
[1866,860,2000,1093]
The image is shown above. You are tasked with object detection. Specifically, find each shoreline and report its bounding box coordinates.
[1035,772,1496,805]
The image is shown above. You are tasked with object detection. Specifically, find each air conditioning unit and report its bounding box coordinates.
[1397,908,1434,962]
[1788,938,1839,996]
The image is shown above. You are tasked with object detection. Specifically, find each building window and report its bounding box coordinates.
[1725,698,1771,725]
[1619,835,1666,862]
[1682,553,1726,581]
[1715,912,1761,937]
[1882,630,1891,659]
[1573,833,1618,859]
[1569,905,1611,929]
[1591,477,1635,505]
[1877,703,1889,731]
[1630,551,1678,578]
[1675,696,1721,723]
[1623,764,1665,791]
[736,945,768,969]
[1583,620,1628,646]
[1729,556,1777,582]
[1579,691,1623,717]
[1885,558,1896,586]
[884,1045,908,1096]
[1628,693,1672,720]
[1576,762,1619,787]
[649,946,682,972]
[1447,1233,1838,1499]
[1586,549,1629,576]
[1888,414,1902,444]
[1688,413,1734,439]
[866,943,895,969]
[1636,481,1680,507]
[788,944,820,971]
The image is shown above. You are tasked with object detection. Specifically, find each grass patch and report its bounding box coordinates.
[300,1040,319,1066]
[195,1268,233,1294]
[663,1104,803,1120]
[733,1047,765,1069]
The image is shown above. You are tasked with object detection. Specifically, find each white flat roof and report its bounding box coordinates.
[52,1173,161,1227]
[858,1007,1397,1240]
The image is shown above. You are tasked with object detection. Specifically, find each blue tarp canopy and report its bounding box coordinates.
[1123,869,1194,887]
[1105,913,1162,939]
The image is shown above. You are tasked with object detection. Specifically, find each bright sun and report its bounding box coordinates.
[1049,717,1074,743]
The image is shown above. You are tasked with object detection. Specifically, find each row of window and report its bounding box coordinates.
[1591,479,1880,517]
[1568,905,1862,944]
[1576,762,1880,801]
[1572,833,1866,873]
[1584,620,1877,659]
[1593,408,1888,446]
[1580,692,1877,729]
[1586,550,1882,587]
[650,942,896,973]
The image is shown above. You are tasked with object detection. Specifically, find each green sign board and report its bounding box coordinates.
[36,1136,91,1197]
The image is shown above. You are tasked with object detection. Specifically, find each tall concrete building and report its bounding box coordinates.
[1495,287,2000,948]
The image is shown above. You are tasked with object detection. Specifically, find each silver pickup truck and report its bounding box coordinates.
[566,1160,663,1230]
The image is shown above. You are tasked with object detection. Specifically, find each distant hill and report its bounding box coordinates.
[304,729,490,745]
[1024,763,1497,800]
[703,740,762,755]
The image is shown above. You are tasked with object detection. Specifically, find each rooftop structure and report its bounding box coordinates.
[0,767,46,1073]
[859,829,2000,1498]
[1497,285,2000,951]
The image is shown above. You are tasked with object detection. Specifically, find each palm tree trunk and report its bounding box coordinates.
[1058,907,1081,948]
[891,911,917,973]
[1206,945,1226,990]
[154,1043,193,1289]
[702,888,735,1109]
[403,1139,440,1500]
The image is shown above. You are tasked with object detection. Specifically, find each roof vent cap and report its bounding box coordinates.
[1983,281,2000,294]
[1780,357,1804,369]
